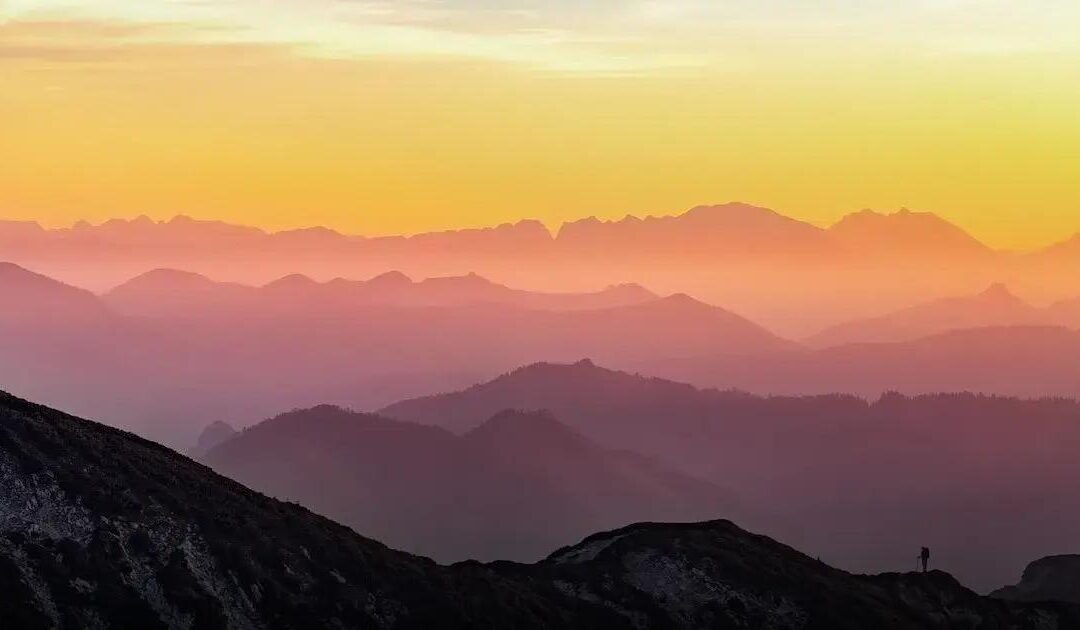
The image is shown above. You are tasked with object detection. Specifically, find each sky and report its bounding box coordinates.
[2,0,1080,249]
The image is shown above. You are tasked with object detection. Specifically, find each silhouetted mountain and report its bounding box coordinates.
[4,390,1078,628]
[828,208,994,259]
[103,269,658,318]
[994,556,1080,604]
[13,262,1080,451]
[103,268,258,319]
[1030,233,1080,266]
[555,202,835,260]
[384,360,1080,590]
[8,264,781,448]
[0,262,111,329]
[5,204,1061,340]
[806,283,1046,346]
[0,389,605,628]
[204,406,745,562]
[652,324,1080,399]
[533,293,794,359]
[190,420,237,458]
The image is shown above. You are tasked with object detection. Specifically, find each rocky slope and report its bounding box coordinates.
[3,390,1080,629]
[993,556,1080,604]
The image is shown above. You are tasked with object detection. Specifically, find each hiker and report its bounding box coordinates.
[919,547,930,573]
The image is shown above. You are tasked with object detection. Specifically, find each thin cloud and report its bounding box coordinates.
[2,1,1078,74]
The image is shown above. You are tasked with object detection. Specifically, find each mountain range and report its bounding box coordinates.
[202,406,760,563]
[4,203,1079,336]
[0,261,792,447]
[383,360,1080,591]
[3,389,1079,629]
[104,268,658,319]
[806,282,1080,347]
[4,260,1080,449]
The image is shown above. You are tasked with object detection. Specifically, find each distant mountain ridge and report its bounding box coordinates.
[0,203,1035,282]
[103,268,658,317]
[828,208,995,259]
[203,405,752,563]
[1,203,990,249]
[0,262,111,328]
[805,283,1050,346]
[7,202,1077,337]
[0,261,794,448]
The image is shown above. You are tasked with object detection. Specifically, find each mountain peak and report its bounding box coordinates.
[466,409,580,445]
[129,267,214,285]
[661,292,705,306]
[420,272,499,289]
[263,273,318,290]
[977,282,1020,303]
[830,208,991,257]
[191,420,237,457]
[0,261,104,309]
[684,201,784,220]
[367,270,413,287]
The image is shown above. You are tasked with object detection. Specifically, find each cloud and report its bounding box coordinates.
[0,19,292,66]
[2,1,1079,75]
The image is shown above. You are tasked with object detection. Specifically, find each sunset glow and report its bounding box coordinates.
[3,1,1080,248]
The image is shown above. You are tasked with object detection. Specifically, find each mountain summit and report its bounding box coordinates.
[806,282,1044,347]
[829,208,993,258]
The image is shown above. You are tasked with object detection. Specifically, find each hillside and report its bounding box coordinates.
[203,406,745,562]
[0,262,112,329]
[993,556,1080,604]
[806,283,1046,347]
[2,390,1078,628]
[383,360,1080,590]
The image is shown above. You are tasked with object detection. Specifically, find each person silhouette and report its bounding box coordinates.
[919,547,930,573]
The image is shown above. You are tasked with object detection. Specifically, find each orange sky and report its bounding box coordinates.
[2,2,1080,249]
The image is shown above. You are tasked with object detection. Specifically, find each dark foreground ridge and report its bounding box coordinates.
[993,555,1080,604]
[2,391,1079,629]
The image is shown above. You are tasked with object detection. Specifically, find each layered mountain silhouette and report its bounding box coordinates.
[4,390,1079,628]
[554,202,836,259]
[650,324,1080,398]
[7,260,1080,449]
[203,406,754,563]
[384,360,1080,590]
[805,283,1047,347]
[190,420,236,458]
[8,202,1078,336]
[0,262,111,329]
[104,268,658,318]
[827,208,995,259]
[3,262,784,447]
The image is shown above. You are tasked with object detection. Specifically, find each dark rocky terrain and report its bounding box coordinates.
[993,556,1080,604]
[3,390,1080,629]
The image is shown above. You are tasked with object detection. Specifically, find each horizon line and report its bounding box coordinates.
[3,202,1077,254]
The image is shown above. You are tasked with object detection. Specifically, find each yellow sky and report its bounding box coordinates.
[2,1,1080,249]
